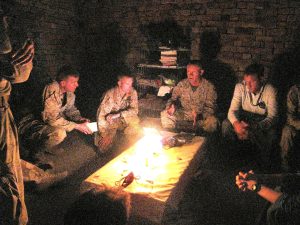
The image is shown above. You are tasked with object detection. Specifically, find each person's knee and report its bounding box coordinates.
[160,110,176,129]
[46,128,66,148]
[281,125,296,142]
[202,115,219,133]
[221,119,233,137]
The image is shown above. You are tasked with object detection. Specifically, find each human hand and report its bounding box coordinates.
[75,122,93,135]
[98,135,113,151]
[167,104,176,116]
[236,170,257,191]
[106,113,120,124]
[233,121,249,140]
[11,38,34,66]
[79,117,90,123]
[192,110,197,127]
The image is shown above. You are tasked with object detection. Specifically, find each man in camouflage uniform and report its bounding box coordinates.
[18,65,92,156]
[0,4,34,223]
[161,61,218,133]
[95,73,140,152]
[280,84,300,172]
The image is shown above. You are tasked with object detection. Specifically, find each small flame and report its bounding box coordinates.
[126,127,167,183]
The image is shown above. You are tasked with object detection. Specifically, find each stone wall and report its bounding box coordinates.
[12,0,82,78]
[80,0,300,79]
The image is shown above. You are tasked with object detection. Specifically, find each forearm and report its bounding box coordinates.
[65,108,83,122]
[257,185,283,203]
[287,116,300,130]
[44,116,77,132]
[258,116,277,130]
[120,107,138,118]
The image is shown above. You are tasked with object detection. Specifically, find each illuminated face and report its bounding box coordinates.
[0,15,12,54]
[60,75,79,93]
[187,64,203,86]
[118,76,133,94]
[244,74,261,94]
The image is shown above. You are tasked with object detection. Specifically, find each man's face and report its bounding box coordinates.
[118,76,133,94]
[0,14,12,54]
[60,75,79,93]
[187,64,203,86]
[244,74,261,94]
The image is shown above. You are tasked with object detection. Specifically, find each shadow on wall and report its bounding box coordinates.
[77,22,129,119]
[269,23,300,125]
[199,30,237,120]
[139,19,191,49]
[6,0,51,123]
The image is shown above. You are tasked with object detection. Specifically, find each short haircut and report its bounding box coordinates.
[187,60,203,69]
[244,63,264,79]
[56,65,80,82]
[117,71,134,82]
[64,186,130,225]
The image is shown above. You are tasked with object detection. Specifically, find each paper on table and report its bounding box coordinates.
[157,85,172,97]
[87,122,98,132]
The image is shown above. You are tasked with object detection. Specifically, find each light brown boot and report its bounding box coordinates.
[35,171,68,192]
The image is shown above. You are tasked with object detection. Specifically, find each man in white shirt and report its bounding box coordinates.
[222,63,278,172]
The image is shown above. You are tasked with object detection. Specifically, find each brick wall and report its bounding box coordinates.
[80,0,300,79]
[12,0,82,78]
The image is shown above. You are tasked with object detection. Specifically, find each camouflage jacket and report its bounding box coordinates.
[41,81,83,132]
[286,84,300,130]
[166,78,217,120]
[97,86,138,133]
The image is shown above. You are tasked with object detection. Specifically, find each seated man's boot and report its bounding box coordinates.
[35,171,68,192]
[175,121,196,133]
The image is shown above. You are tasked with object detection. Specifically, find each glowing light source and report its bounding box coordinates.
[120,127,167,187]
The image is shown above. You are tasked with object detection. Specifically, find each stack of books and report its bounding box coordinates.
[160,49,177,66]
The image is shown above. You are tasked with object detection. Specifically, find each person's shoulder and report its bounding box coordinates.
[131,88,138,96]
[235,82,244,89]
[177,79,189,87]
[288,84,300,93]
[104,86,117,95]
[264,83,277,93]
[44,80,59,92]
[202,78,215,88]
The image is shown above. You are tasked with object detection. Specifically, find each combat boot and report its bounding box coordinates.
[35,170,68,192]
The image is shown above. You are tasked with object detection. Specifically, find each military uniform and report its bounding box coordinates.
[95,86,140,150]
[161,78,218,133]
[280,85,300,171]
[19,81,85,150]
[0,67,30,225]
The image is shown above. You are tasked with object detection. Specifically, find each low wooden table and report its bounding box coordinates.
[81,133,205,224]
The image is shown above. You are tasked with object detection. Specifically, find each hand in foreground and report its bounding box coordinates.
[11,38,35,66]
[167,104,176,116]
[233,120,249,140]
[106,113,120,124]
[235,170,257,191]
[79,117,90,123]
[98,135,113,151]
[75,122,93,135]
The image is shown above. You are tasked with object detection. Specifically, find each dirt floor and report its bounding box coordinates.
[24,121,268,225]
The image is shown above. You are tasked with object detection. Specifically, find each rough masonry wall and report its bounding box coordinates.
[81,0,300,78]
[13,0,81,78]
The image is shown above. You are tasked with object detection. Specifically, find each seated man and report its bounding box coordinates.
[18,65,92,159]
[236,170,300,225]
[280,84,300,172]
[64,186,130,225]
[95,72,140,153]
[160,60,218,134]
[222,63,278,171]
